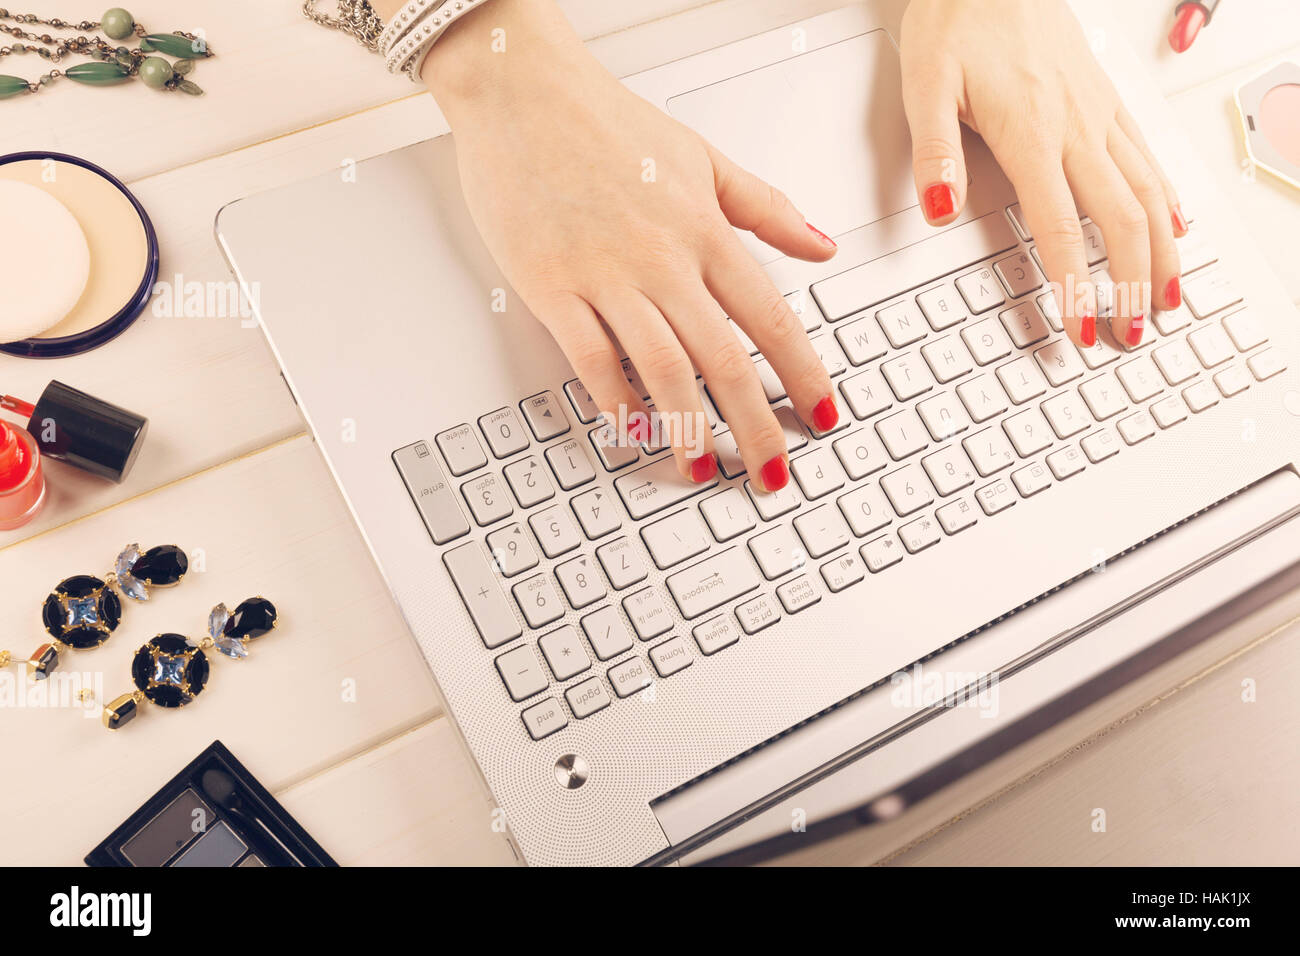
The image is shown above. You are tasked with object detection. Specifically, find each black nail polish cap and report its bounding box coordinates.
[26,380,148,484]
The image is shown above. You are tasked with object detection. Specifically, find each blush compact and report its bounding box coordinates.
[0,151,159,357]
[1236,61,1300,192]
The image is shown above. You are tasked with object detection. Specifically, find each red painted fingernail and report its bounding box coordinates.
[812,395,839,433]
[1171,204,1188,236]
[806,222,836,248]
[760,455,789,493]
[1126,315,1145,347]
[1080,313,1097,348]
[690,453,717,483]
[923,183,956,222]
[1164,276,1181,311]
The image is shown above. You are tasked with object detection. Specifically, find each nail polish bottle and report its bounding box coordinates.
[0,419,46,531]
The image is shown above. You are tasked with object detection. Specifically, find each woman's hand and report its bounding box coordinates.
[900,0,1185,349]
[410,0,839,489]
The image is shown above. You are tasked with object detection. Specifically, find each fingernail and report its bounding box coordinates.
[1126,315,1145,347]
[923,183,956,222]
[690,453,718,484]
[760,455,789,493]
[1171,204,1188,236]
[1164,276,1181,311]
[812,395,839,433]
[1080,312,1097,348]
[806,222,836,248]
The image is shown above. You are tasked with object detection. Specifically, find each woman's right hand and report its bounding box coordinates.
[413,0,840,490]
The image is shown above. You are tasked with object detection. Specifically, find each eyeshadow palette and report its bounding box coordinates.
[86,740,336,868]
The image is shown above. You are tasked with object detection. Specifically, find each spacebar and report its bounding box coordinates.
[811,211,1018,321]
[666,547,761,619]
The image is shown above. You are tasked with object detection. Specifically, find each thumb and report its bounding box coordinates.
[706,143,838,262]
[901,66,968,226]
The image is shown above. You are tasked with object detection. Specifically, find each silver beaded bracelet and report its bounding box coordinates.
[385,0,490,81]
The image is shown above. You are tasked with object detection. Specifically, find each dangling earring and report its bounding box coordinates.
[103,597,278,730]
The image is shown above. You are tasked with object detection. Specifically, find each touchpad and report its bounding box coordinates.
[667,29,917,263]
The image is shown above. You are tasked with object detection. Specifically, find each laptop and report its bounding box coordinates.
[216,3,1300,866]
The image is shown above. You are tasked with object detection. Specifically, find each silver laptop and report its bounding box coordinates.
[216,3,1300,866]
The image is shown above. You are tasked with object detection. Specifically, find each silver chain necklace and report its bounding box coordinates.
[301,0,386,53]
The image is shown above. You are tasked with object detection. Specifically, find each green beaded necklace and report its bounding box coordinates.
[0,6,213,98]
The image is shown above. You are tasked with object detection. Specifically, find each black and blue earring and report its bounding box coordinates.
[18,544,189,681]
[103,597,278,730]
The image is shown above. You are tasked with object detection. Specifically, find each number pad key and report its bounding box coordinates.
[503,456,555,508]
[521,390,570,441]
[565,677,611,718]
[580,605,635,661]
[539,625,591,680]
[512,574,566,629]
[495,644,548,701]
[462,473,513,526]
[529,504,582,558]
[554,555,606,609]
[564,379,601,424]
[589,423,639,471]
[595,536,648,590]
[478,407,530,458]
[522,698,568,740]
[436,424,487,476]
[486,523,539,577]
[623,587,673,640]
[545,437,596,490]
[571,488,621,539]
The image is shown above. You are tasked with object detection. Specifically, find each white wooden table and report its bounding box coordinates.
[2,0,1298,866]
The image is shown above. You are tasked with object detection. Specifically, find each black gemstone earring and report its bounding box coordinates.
[103,596,278,730]
[16,543,189,681]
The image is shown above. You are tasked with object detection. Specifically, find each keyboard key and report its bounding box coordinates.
[608,656,653,698]
[917,392,972,441]
[435,424,487,477]
[529,505,582,558]
[837,483,893,537]
[565,677,611,718]
[570,487,621,539]
[615,455,717,520]
[1080,220,1107,264]
[692,615,740,656]
[791,446,848,499]
[833,429,888,480]
[1187,324,1234,369]
[975,478,1017,515]
[651,636,695,675]
[512,573,566,629]
[937,497,978,534]
[1183,379,1220,413]
[775,405,810,452]
[1222,310,1266,352]
[811,334,849,379]
[794,505,852,558]
[564,379,600,424]
[917,284,969,331]
[877,300,929,348]
[1011,461,1052,498]
[861,535,904,572]
[996,356,1048,404]
[749,525,805,579]
[1115,355,1163,403]
[1152,340,1198,385]
[880,462,935,516]
[700,488,757,542]
[994,251,1043,298]
[1000,302,1050,349]
[486,523,539,577]
[956,374,1010,423]
[444,542,523,649]
[393,441,471,545]
[1041,390,1091,439]
[962,318,1014,365]
[1118,409,1156,445]
[623,587,674,639]
[714,431,745,479]
[1152,303,1193,336]
[1183,269,1241,318]
[819,549,865,592]
[502,455,555,508]
[835,315,890,366]
[664,547,761,619]
[521,390,570,441]
[1003,407,1054,457]
[1248,348,1286,381]
[620,358,650,400]
[804,391,851,438]
[539,625,591,680]
[746,479,801,520]
[1150,394,1189,429]
[882,354,935,401]
[580,605,635,662]
[1006,203,1031,240]
[956,266,1007,314]
[964,427,1017,476]
[462,473,513,526]
[589,423,639,471]
[876,408,929,459]
[1037,291,1064,332]
[786,288,821,332]
[921,335,975,383]
[641,509,711,570]
[1213,365,1251,397]
[777,575,820,614]
[1078,328,1123,369]
[1081,428,1120,463]
[522,698,567,740]
[478,407,530,458]
[1033,339,1086,387]
[1177,229,1217,274]
[753,358,787,402]
[841,368,894,420]
[1079,372,1128,421]
[595,537,647,590]
[736,594,781,634]
[1046,445,1086,480]
[545,437,596,490]
[922,444,977,496]
[899,514,942,553]
[496,644,548,702]
[555,555,607,609]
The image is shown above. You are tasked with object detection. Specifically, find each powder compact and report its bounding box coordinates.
[1236,61,1300,192]
[0,151,159,357]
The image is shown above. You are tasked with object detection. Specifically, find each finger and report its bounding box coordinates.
[706,143,838,262]
[596,290,716,482]
[530,292,650,439]
[1064,142,1151,347]
[1116,106,1188,238]
[656,278,791,491]
[998,151,1097,347]
[899,55,967,225]
[1107,123,1183,315]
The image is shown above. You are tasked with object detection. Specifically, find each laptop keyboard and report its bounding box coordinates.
[393,205,1287,743]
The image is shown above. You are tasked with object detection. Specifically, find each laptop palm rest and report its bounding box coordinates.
[646,468,1300,865]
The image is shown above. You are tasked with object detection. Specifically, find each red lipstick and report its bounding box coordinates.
[1169,0,1220,53]
[0,420,46,531]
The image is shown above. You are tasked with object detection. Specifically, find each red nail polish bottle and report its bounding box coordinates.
[0,420,46,531]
